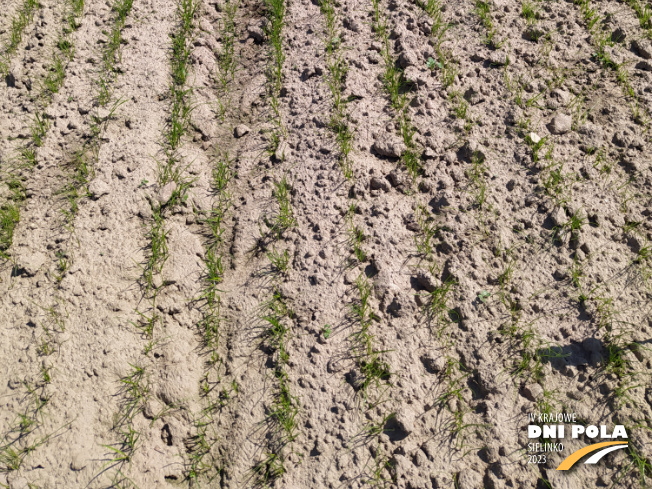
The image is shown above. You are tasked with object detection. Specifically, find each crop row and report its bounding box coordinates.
[0,0,86,481]
[249,0,303,483]
[0,0,84,259]
[184,1,240,485]
[103,0,199,486]
[470,0,652,482]
[0,0,40,75]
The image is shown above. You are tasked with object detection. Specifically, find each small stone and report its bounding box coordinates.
[633,39,652,60]
[372,139,406,158]
[199,19,212,33]
[386,170,404,188]
[346,369,365,390]
[394,410,415,435]
[192,46,216,70]
[488,51,508,65]
[373,270,399,301]
[548,114,572,135]
[458,469,484,489]
[234,124,250,138]
[522,383,543,401]
[611,27,626,43]
[403,66,427,86]
[19,252,47,277]
[550,206,567,227]
[369,177,390,192]
[247,24,265,42]
[635,60,652,71]
[274,140,289,161]
[553,268,568,280]
[344,269,358,285]
[528,132,541,144]
[6,72,16,88]
[612,131,630,148]
[9,477,29,489]
[398,48,419,68]
[463,87,485,105]
[444,151,457,164]
[604,45,624,65]
[462,139,487,161]
[421,353,446,373]
[158,182,176,205]
[70,452,86,471]
[88,180,110,199]
[312,438,326,456]
[139,203,153,220]
[414,270,440,292]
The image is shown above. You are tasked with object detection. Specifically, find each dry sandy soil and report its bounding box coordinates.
[0,0,651,487]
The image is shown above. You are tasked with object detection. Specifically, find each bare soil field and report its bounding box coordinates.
[0,0,651,487]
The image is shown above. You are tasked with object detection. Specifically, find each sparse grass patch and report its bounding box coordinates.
[267,247,289,274]
[0,204,20,259]
[624,442,652,486]
[574,0,650,125]
[319,0,355,178]
[475,0,504,48]
[623,0,652,33]
[424,277,458,339]
[371,0,423,177]
[216,0,239,89]
[0,381,54,474]
[541,161,569,204]
[0,0,40,75]
[0,0,84,260]
[143,205,168,291]
[184,148,237,484]
[113,4,198,473]
[262,176,295,240]
[466,151,488,208]
[253,291,298,486]
[346,203,367,263]
[435,358,484,448]
[31,112,50,148]
[262,0,287,151]
[413,204,440,256]
[349,274,391,399]
[95,0,134,105]
[521,0,539,24]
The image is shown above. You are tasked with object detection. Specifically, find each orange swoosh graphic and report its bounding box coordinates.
[556,441,628,470]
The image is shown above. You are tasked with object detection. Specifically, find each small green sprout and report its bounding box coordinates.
[426,57,442,70]
[322,324,332,339]
[478,290,491,303]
